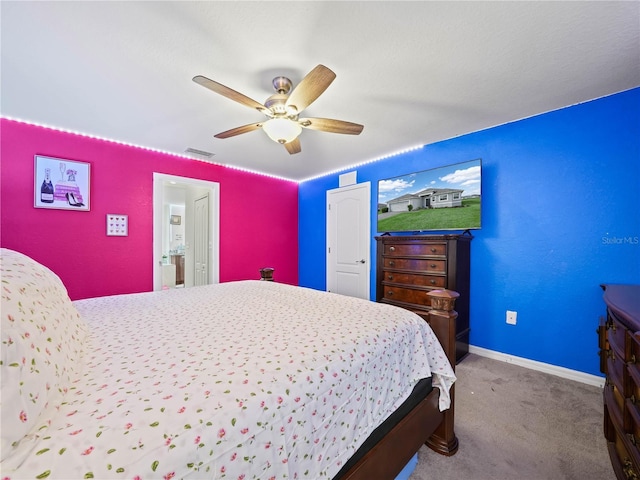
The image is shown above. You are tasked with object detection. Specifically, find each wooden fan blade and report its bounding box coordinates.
[193,75,268,114]
[299,117,364,135]
[284,137,301,155]
[214,122,263,139]
[285,65,336,114]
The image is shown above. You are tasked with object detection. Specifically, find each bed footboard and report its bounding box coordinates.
[337,289,459,480]
[338,388,443,480]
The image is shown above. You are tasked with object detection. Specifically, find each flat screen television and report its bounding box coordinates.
[377,158,481,233]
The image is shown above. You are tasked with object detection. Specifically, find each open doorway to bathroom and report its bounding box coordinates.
[152,173,219,291]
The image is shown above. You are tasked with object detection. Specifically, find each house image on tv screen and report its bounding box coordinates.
[387,188,464,212]
[377,158,482,232]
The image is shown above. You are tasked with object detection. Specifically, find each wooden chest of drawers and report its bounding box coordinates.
[599,284,640,480]
[376,234,472,363]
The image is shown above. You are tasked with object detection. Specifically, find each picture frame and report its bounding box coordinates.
[106,214,128,236]
[170,215,181,225]
[34,155,90,211]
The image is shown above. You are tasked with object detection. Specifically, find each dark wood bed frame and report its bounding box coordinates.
[338,289,459,480]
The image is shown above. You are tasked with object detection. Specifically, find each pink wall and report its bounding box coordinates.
[1,119,299,300]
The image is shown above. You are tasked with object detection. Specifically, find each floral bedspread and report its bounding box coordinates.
[3,280,455,480]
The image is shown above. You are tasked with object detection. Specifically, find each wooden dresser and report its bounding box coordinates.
[599,284,640,480]
[375,234,472,363]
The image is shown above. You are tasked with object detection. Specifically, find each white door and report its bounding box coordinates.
[326,182,371,299]
[194,195,209,286]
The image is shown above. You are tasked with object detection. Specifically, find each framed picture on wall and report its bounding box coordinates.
[34,155,90,211]
[106,214,128,236]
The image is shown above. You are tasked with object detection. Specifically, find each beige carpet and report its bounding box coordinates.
[409,354,614,480]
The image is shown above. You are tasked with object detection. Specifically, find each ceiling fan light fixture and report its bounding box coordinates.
[194,65,363,155]
[262,118,302,144]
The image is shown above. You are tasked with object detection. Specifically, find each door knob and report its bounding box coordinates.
[357,259,366,263]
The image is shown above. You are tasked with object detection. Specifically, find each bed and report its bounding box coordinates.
[1,248,457,479]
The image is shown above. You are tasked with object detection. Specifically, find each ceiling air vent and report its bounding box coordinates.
[185,147,215,160]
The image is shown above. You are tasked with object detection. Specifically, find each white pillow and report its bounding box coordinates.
[0,248,88,461]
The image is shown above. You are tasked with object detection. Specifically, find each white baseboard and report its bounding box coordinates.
[468,345,605,388]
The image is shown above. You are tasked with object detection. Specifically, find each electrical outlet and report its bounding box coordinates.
[506,310,517,325]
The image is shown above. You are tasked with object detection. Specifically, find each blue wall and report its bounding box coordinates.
[299,88,640,376]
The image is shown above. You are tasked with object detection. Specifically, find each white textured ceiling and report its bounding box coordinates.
[2,1,639,181]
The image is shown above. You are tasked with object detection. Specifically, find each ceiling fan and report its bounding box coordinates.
[193,65,364,154]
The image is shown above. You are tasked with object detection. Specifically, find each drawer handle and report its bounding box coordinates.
[430,264,437,268]
[624,458,639,480]
[389,246,395,252]
[629,434,637,446]
[631,394,637,404]
[430,279,436,285]
[387,291,393,296]
[389,261,395,267]
[430,247,437,253]
[388,275,393,281]
[632,354,637,364]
